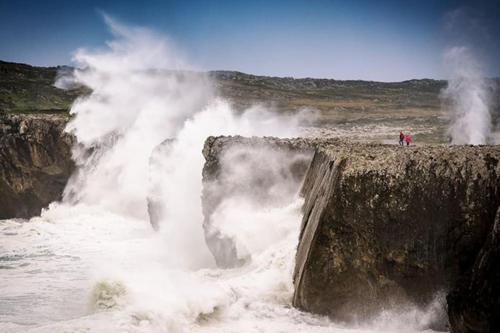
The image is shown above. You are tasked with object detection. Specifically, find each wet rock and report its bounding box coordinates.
[447,207,500,333]
[0,114,74,218]
[293,143,500,330]
[201,135,339,268]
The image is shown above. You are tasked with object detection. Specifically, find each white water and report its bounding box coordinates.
[1,17,441,333]
[441,46,494,144]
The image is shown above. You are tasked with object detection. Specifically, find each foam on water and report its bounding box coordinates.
[0,203,439,333]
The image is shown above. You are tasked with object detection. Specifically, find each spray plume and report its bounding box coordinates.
[441,46,494,144]
[56,15,311,268]
[27,15,446,332]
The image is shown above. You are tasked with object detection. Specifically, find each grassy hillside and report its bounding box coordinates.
[0,61,83,114]
[210,71,456,144]
[211,71,447,125]
[5,60,496,143]
[0,60,446,116]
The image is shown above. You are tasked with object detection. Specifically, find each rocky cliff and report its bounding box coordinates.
[293,143,500,331]
[447,207,500,332]
[0,114,73,218]
[200,136,500,332]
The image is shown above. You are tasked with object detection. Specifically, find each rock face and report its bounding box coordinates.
[447,207,500,333]
[0,114,73,218]
[201,136,340,267]
[293,143,500,330]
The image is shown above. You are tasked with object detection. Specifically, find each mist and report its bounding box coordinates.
[33,14,340,333]
[440,5,500,145]
[53,12,320,273]
[8,13,447,333]
[441,46,494,144]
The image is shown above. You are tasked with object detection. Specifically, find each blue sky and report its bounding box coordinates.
[0,0,499,81]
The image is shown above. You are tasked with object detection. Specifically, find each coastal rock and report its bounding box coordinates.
[293,143,500,330]
[201,135,339,267]
[447,207,500,332]
[0,114,73,218]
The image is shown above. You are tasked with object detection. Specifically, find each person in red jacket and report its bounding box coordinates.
[405,134,412,146]
[399,131,405,146]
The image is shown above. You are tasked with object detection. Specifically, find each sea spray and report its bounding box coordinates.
[145,101,310,268]
[53,12,312,316]
[0,15,447,333]
[58,16,212,218]
[441,46,494,144]
[56,14,310,232]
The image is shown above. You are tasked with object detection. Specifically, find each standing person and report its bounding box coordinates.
[405,133,412,146]
[399,131,405,146]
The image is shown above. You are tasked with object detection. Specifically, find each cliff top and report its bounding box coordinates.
[204,135,500,178]
[318,141,500,177]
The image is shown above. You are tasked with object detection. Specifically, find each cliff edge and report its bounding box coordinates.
[293,143,500,331]
[201,135,329,267]
[0,114,73,218]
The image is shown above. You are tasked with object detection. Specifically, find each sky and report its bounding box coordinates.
[0,0,499,81]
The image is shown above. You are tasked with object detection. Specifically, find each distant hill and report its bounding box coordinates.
[0,60,446,116]
[4,60,500,143]
[212,70,446,109]
[210,71,448,125]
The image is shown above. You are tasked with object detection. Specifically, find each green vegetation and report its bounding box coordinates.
[0,60,447,117]
[212,71,446,111]
[0,60,82,114]
[211,71,448,126]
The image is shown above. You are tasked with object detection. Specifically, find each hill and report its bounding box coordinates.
[0,60,445,116]
[2,59,492,143]
[0,60,83,114]
[211,70,446,126]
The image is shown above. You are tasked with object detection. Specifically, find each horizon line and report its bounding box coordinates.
[4,58,500,84]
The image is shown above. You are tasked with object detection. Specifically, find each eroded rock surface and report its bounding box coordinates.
[293,143,500,330]
[0,114,73,218]
[447,207,500,333]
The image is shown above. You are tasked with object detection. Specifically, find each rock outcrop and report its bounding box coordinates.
[293,143,500,331]
[201,136,341,267]
[199,136,500,331]
[0,114,73,218]
[447,207,500,333]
